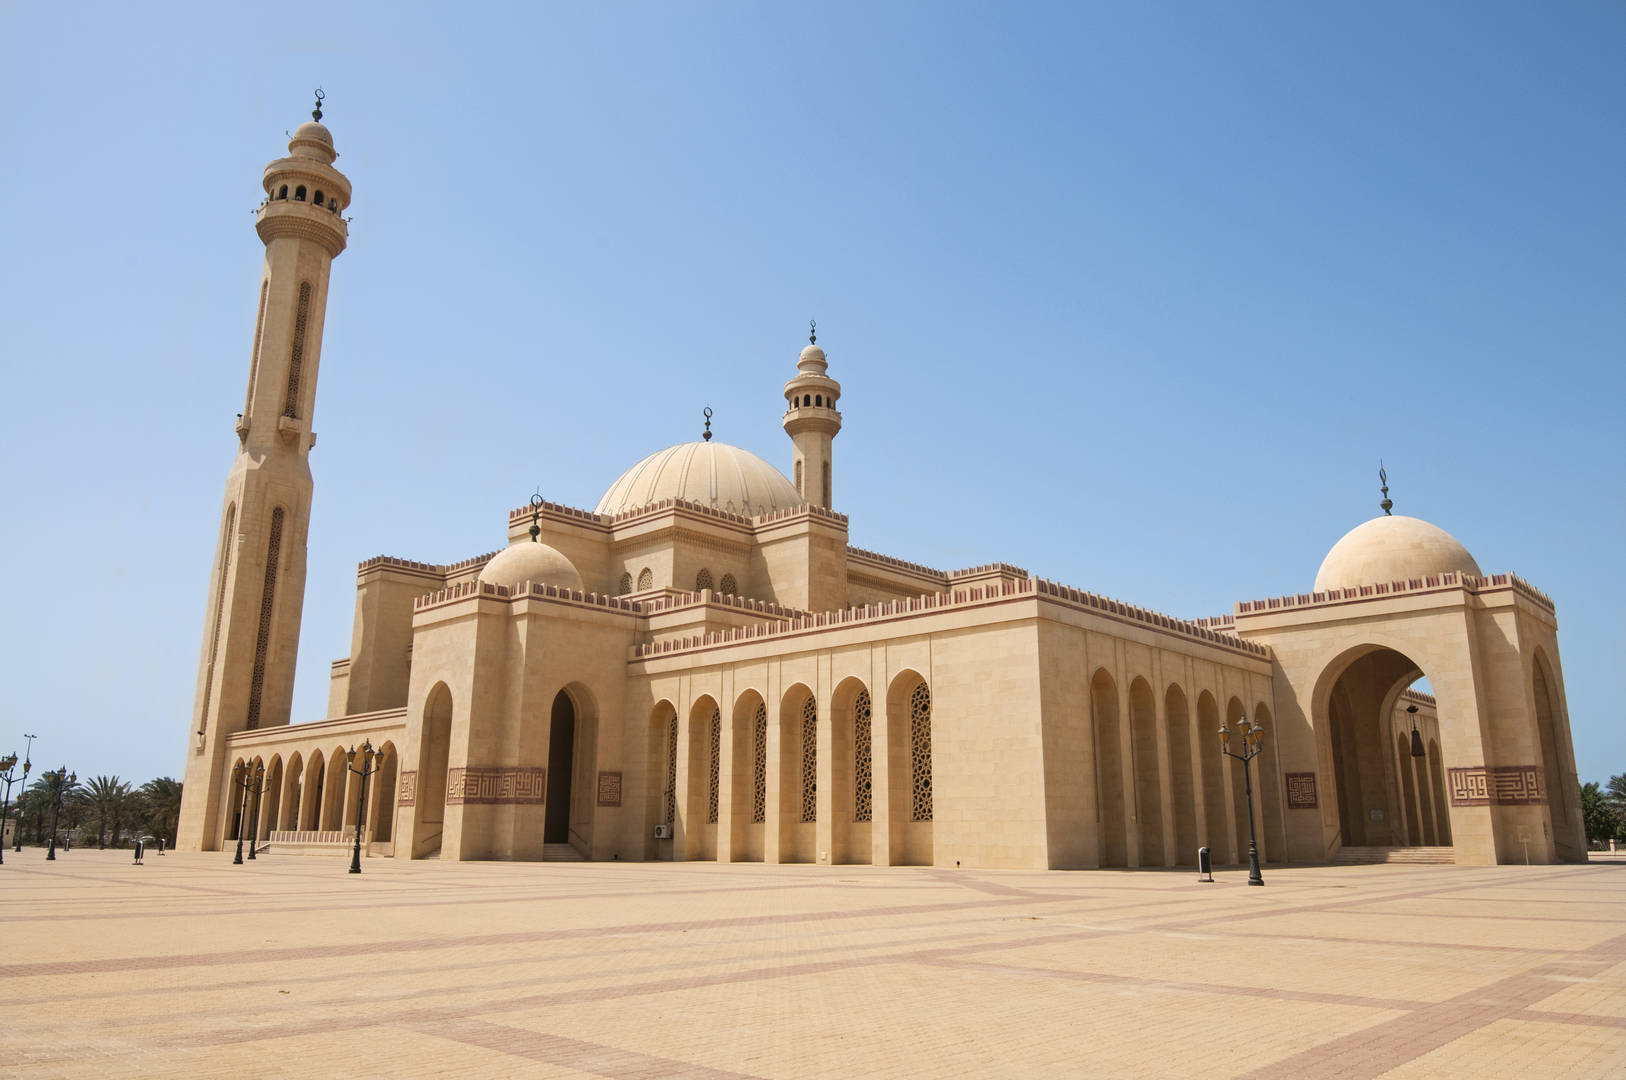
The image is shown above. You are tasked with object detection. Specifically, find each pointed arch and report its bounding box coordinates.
[636,567,653,591]
[260,755,283,842]
[1165,684,1197,864]
[372,741,398,844]
[777,684,817,864]
[413,682,453,857]
[646,700,678,859]
[1129,677,1162,866]
[730,688,767,861]
[1195,691,1227,860]
[832,675,871,865]
[1253,702,1285,861]
[280,751,304,830]
[886,669,933,866]
[1091,668,1126,867]
[1225,697,1250,863]
[301,749,325,831]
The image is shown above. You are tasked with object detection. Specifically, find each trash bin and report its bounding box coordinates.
[133,839,144,865]
[1197,845,1213,882]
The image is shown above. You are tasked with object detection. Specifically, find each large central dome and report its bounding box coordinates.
[595,441,804,518]
[1314,514,1482,592]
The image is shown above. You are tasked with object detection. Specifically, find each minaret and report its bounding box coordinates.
[782,321,842,508]
[177,94,351,850]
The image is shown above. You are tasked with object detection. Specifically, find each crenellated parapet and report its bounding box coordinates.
[640,590,808,620]
[846,546,947,582]
[631,575,1266,660]
[414,578,644,615]
[1233,571,1555,617]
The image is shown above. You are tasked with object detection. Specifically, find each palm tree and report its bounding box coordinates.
[1607,773,1626,807]
[84,776,126,849]
[140,777,184,847]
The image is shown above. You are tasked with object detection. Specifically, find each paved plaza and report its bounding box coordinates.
[1,851,1623,1079]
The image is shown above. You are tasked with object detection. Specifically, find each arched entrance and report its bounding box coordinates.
[1322,646,1452,855]
[544,691,576,845]
[414,682,453,858]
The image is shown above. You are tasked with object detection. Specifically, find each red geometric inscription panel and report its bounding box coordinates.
[1447,765,1545,806]
[445,766,546,805]
[1285,772,1318,810]
[596,770,623,807]
[398,770,418,807]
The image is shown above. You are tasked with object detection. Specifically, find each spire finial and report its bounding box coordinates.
[1379,462,1393,515]
[312,88,325,123]
[529,491,542,541]
[702,406,713,442]
[809,319,816,345]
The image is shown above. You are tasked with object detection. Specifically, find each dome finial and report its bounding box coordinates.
[1379,462,1393,515]
[809,319,816,345]
[702,406,713,442]
[312,87,325,123]
[529,490,543,541]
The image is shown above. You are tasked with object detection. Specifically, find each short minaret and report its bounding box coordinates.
[177,94,351,851]
[782,321,843,508]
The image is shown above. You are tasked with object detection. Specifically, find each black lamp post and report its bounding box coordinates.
[16,734,36,854]
[244,762,268,861]
[0,751,31,864]
[346,740,381,874]
[231,763,255,865]
[45,767,75,861]
[1218,714,1266,887]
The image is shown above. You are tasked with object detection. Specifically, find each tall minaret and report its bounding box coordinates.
[782,321,842,508]
[177,94,351,850]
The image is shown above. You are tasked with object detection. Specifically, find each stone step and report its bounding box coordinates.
[542,843,587,862]
[1334,846,1455,866]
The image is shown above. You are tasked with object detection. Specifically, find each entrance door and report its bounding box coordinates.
[544,691,576,844]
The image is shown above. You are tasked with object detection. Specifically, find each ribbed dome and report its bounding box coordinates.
[595,441,804,518]
[1314,515,1482,592]
[478,540,583,592]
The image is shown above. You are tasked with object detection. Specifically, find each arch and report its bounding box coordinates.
[695,568,713,592]
[728,689,768,861]
[636,567,653,591]
[1165,684,1197,864]
[294,184,306,201]
[299,750,323,830]
[277,184,288,199]
[1225,698,1251,863]
[1128,677,1162,866]
[794,459,803,495]
[646,700,678,859]
[323,744,349,831]
[719,573,737,596]
[372,741,398,844]
[885,669,933,866]
[680,695,721,861]
[545,690,580,845]
[803,394,811,406]
[1396,733,1421,844]
[815,394,822,407]
[617,572,632,595]
[244,505,286,730]
[414,682,453,857]
[226,758,248,841]
[280,751,304,830]
[1254,702,1286,860]
[831,675,871,865]
[774,684,817,863]
[282,282,312,419]
[259,755,283,842]
[1427,738,1451,844]
[1195,691,1228,860]
[822,461,830,506]
[1091,669,1126,867]
[313,190,324,206]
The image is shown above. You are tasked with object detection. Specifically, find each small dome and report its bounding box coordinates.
[478,540,583,592]
[288,122,336,164]
[797,343,828,375]
[1314,515,1482,592]
[596,441,804,518]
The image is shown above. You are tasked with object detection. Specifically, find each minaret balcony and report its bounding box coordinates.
[255,200,348,256]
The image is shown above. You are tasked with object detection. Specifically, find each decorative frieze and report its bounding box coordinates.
[445,766,546,805]
[1285,772,1318,809]
[1448,765,1546,806]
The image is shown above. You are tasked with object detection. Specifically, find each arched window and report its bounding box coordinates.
[277,184,288,200]
[910,682,932,821]
[664,716,678,828]
[294,185,307,201]
[794,459,803,495]
[245,507,285,731]
[695,568,713,592]
[803,394,812,407]
[282,281,312,418]
[751,703,767,823]
[636,567,653,591]
[617,572,632,595]
[719,573,737,595]
[854,689,872,821]
[313,191,324,206]
[822,462,830,506]
[815,394,822,407]
[800,697,817,823]
[706,707,721,824]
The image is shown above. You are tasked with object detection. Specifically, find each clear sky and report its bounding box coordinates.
[2,2,1621,787]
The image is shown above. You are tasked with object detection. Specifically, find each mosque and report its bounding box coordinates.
[175,102,1586,869]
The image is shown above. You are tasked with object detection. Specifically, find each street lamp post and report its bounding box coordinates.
[346,740,381,874]
[231,763,257,865]
[1218,713,1266,887]
[15,734,36,853]
[0,751,32,864]
[244,762,268,861]
[45,767,76,861]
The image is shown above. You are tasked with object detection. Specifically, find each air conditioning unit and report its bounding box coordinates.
[653,824,672,839]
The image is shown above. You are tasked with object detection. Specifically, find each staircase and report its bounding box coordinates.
[1334,846,1455,866]
[542,843,587,862]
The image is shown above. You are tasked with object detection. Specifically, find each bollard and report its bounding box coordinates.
[158,837,166,856]
[1197,845,1213,883]
[133,839,144,865]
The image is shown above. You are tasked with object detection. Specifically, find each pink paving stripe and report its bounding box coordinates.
[406,1015,769,1078]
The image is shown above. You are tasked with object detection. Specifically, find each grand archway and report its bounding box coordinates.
[1322,646,1453,854]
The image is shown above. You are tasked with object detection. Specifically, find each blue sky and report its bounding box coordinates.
[2,2,1621,786]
